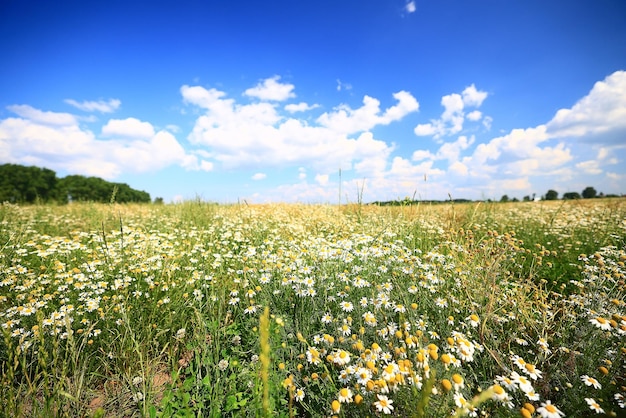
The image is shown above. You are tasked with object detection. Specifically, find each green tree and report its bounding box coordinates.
[563,192,581,200]
[545,190,558,201]
[582,186,597,199]
[500,194,509,203]
[0,164,58,203]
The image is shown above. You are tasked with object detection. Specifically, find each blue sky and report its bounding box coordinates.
[1,0,625,203]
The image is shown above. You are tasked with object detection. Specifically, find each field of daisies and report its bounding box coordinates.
[1,199,625,417]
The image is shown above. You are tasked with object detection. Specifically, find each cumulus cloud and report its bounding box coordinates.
[65,98,121,113]
[0,105,209,179]
[284,102,320,113]
[466,110,482,121]
[546,70,626,145]
[7,104,77,126]
[182,84,413,175]
[414,84,488,139]
[252,172,267,180]
[102,117,155,138]
[244,75,295,101]
[405,1,416,13]
[317,91,419,135]
[462,84,488,107]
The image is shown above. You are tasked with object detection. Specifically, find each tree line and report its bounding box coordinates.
[0,164,151,204]
[500,186,621,203]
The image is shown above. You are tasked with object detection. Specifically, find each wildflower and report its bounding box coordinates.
[321,312,333,324]
[294,388,305,402]
[340,301,354,312]
[523,363,543,380]
[589,317,611,331]
[536,401,565,418]
[373,394,394,414]
[355,367,372,385]
[467,314,479,327]
[512,354,526,370]
[175,328,186,339]
[511,371,534,393]
[585,398,604,414]
[454,392,469,408]
[132,391,144,403]
[451,373,464,391]
[435,297,448,308]
[306,347,322,365]
[244,305,257,314]
[337,387,353,403]
[491,384,508,402]
[580,375,601,389]
[363,311,377,327]
[331,399,341,413]
[332,349,351,366]
[537,337,551,353]
[218,359,229,371]
[338,323,351,337]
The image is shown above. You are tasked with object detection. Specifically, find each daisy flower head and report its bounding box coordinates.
[467,314,480,327]
[337,387,353,403]
[294,388,305,402]
[340,301,354,312]
[537,400,565,418]
[585,398,604,414]
[332,349,351,366]
[580,375,601,389]
[321,312,333,324]
[523,362,543,380]
[373,394,394,414]
[589,317,611,331]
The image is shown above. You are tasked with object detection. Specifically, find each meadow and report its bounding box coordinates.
[0,199,624,417]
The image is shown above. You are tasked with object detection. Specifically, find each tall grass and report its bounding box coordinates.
[0,199,624,417]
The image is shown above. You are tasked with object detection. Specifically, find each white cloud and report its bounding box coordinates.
[244,75,295,101]
[575,160,602,175]
[317,91,418,135]
[482,115,493,130]
[546,70,626,145]
[462,84,488,107]
[336,79,352,91]
[252,172,267,180]
[315,174,329,186]
[0,105,208,179]
[466,110,482,121]
[7,104,77,126]
[284,102,319,113]
[405,1,416,13]
[102,117,155,138]
[183,84,411,175]
[65,98,121,113]
[414,84,488,139]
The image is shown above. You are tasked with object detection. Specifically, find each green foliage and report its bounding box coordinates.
[562,191,581,200]
[582,186,598,199]
[0,163,57,203]
[0,163,150,204]
[544,189,558,200]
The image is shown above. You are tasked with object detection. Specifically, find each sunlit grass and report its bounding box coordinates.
[0,199,624,417]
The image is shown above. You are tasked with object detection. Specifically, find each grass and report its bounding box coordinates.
[0,199,624,417]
